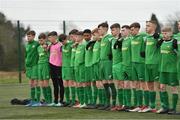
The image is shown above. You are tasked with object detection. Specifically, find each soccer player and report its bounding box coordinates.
[48,31,64,106]
[74,31,87,108]
[121,25,133,111]
[36,33,52,106]
[59,33,73,106]
[91,28,106,109]
[174,20,180,83]
[68,29,79,107]
[129,22,146,112]
[110,23,122,111]
[83,29,97,108]
[156,27,179,114]
[142,20,161,112]
[25,30,39,106]
[98,22,116,110]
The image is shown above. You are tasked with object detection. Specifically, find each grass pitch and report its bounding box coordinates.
[0,72,180,119]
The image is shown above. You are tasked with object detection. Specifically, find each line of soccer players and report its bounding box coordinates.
[25,20,180,114]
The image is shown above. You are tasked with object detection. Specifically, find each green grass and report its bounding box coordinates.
[0,72,180,119]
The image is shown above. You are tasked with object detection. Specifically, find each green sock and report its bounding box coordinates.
[133,89,137,106]
[172,93,178,110]
[161,91,169,109]
[64,87,70,103]
[47,86,52,103]
[102,89,106,105]
[137,90,143,106]
[159,91,164,108]
[93,85,98,105]
[118,89,123,106]
[98,89,103,105]
[123,89,127,106]
[103,84,110,105]
[71,87,76,104]
[149,91,156,109]
[86,86,93,104]
[31,87,36,101]
[84,87,88,104]
[109,83,117,106]
[36,86,41,102]
[79,87,85,105]
[126,89,132,107]
[77,87,81,103]
[42,87,47,102]
[144,91,149,106]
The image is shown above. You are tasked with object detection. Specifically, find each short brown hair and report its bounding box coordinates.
[110,23,120,29]
[161,26,172,32]
[58,34,67,42]
[98,22,108,28]
[27,30,36,36]
[146,20,157,25]
[92,28,99,34]
[38,33,46,39]
[130,22,140,29]
[122,25,130,29]
[69,29,78,35]
[48,31,57,36]
[76,31,83,36]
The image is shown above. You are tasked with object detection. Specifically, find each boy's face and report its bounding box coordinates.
[98,26,108,36]
[178,22,180,32]
[92,32,101,41]
[38,38,46,45]
[69,34,77,42]
[83,33,91,41]
[162,31,172,40]
[48,36,57,43]
[130,27,139,36]
[62,39,68,45]
[121,28,129,37]
[76,35,83,43]
[146,22,155,34]
[27,35,35,42]
[111,27,120,37]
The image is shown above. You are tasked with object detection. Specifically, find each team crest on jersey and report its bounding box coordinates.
[63,49,69,53]
[131,41,139,45]
[122,47,128,51]
[161,50,170,54]
[146,41,154,45]
[101,43,106,46]
[93,49,98,52]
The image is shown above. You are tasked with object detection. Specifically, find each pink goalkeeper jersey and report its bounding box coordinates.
[49,42,62,67]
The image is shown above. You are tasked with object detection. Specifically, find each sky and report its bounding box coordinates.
[0,0,180,35]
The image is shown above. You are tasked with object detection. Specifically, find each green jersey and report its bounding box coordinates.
[62,40,73,67]
[100,34,113,60]
[70,41,76,67]
[160,40,177,73]
[112,37,122,65]
[92,41,101,64]
[37,45,49,64]
[174,33,180,72]
[131,33,146,63]
[25,40,39,67]
[122,36,132,66]
[145,35,160,64]
[74,41,86,67]
[85,40,93,67]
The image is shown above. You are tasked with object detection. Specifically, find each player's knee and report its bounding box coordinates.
[171,86,178,94]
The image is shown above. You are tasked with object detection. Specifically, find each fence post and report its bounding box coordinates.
[17,20,22,83]
[63,20,66,34]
